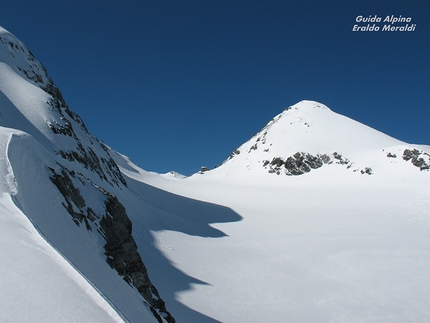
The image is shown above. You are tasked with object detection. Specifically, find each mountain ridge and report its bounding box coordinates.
[0,26,173,323]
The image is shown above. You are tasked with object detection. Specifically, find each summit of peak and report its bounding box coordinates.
[286,100,331,112]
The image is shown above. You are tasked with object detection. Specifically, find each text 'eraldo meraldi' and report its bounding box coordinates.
[352,15,416,32]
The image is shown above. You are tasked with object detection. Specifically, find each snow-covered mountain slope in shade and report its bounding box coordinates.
[0,26,172,322]
[115,101,430,323]
[0,180,124,323]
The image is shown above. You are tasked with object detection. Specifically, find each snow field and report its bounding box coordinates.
[148,177,430,323]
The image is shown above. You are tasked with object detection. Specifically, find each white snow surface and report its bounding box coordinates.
[116,101,430,322]
[0,26,159,323]
[1,24,430,323]
[0,128,125,323]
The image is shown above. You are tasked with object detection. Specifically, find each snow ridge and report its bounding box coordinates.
[0,26,172,323]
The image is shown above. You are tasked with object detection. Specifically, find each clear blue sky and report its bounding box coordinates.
[2,1,429,175]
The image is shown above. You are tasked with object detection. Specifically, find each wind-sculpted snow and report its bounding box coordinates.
[0,26,171,322]
[0,193,127,323]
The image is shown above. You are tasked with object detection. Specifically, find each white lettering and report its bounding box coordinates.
[383,15,412,23]
[356,15,381,23]
[352,24,380,32]
[382,24,416,31]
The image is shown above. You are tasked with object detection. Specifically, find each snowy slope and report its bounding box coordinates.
[0,184,125,323]
[0,26,169,323]
[116,101,430,323]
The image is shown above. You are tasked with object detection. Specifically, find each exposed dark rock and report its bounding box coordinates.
[248,143,258,152]
[101,195,175,323]
[228,148,241,160]
[49,167,174,322]
[199,166,210,174]
[285,155,309,175]
[320,154,331,164]
[387,152,397,158]
[332,152,350,165]
[49,167,88,227]
[270,157,284,168]
[266,152,326,175]
[58,145,127,187]
[360,167,373,175]
[263,152,363,176]
[403,149,430,171]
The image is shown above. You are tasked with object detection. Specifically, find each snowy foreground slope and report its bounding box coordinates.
[1,25,430,323]
[0,26,171,322]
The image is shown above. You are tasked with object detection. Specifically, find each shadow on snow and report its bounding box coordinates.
[117,175,242,323]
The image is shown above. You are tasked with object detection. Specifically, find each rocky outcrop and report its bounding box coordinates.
[44,80,128,188]
[403,149,430,171]
[49,167,174,323]
[263,152,372,176]
[58,142,127,187]
[1,33,126,188]
[49,167,95,231]
[3,26,175,322]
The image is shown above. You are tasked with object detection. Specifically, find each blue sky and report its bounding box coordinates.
[2,1,430,175]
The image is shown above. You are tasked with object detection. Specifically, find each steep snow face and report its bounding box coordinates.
[201,100,428,179]
[0,27,171,322]
[0,192,126,323]
[0,27,126,188]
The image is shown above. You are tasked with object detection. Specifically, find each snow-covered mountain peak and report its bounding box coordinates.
[287,99,331,111]
[203,100,429,179]
[262,100,332,135]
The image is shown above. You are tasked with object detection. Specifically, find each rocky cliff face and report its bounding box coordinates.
[49,167,174,322]
[0,27,173,322]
